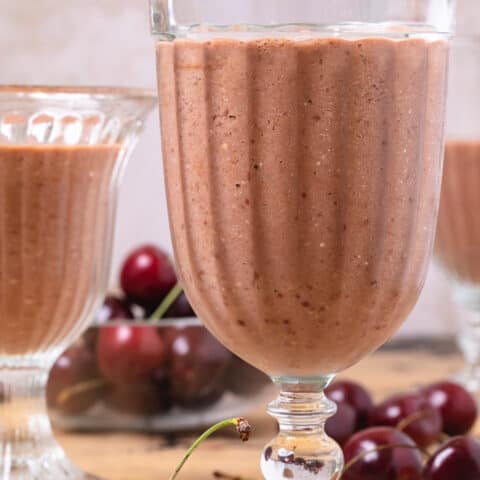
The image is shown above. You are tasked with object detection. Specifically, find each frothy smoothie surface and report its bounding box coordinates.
[157,36,448,376]
[0,144,119,355]
[435,140,480,285]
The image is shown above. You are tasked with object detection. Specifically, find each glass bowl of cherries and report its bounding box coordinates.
[47,245,273,432]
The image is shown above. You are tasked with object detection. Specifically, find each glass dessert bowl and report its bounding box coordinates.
[150,1,452,478]
[47,319,272,432]
[0,86,156,479]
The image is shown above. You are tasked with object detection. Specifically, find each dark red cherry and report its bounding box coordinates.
[165,291,195,318]
[423,436,480,480]
[325,380,374,430]
[120,245,177,309]
[84,296,135,351]
[342,427,422,480]
[95,295,134,324]
[169,326,232,408]
[369,393,442,447]
[47,343,104,414]
[325,401,357,446]
[422,381,477,435]
[97,325,167,384]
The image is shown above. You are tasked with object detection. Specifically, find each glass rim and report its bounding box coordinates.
[93,317,202,327]
[0,85,157,102]
[151,21,452,40]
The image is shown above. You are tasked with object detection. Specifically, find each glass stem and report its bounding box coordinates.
[0,366,63,470]
[261,376,343,480]
[453,303,480,394]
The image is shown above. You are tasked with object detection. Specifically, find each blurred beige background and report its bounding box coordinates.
[0,0,473,337]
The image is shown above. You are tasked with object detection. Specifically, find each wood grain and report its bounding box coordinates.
[55,346,472,480]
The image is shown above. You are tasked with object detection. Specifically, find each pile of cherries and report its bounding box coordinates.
[47,245,266,416]
[325,379,480,479]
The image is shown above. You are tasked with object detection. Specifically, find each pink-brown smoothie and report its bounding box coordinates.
[0,144,119,355]
[435,140,480,284]
[157,37,448,376]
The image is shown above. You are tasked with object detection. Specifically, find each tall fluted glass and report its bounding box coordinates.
[0,86,156,479]
[434,38,480,394]
[150,2,452,478]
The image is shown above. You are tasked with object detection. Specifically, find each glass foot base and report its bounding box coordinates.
[2,447,104,480]
[261,454,342,480]
[0,366,104,480]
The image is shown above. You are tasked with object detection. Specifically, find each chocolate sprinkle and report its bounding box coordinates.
[305,460,324,474]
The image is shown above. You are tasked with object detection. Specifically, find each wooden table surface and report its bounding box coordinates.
[55,340,471,480]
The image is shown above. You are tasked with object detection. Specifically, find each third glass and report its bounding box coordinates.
[435,37,480,395]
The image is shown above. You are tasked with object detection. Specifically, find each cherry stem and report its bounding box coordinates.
[436,432,451,444]
[396,409,434,432]
[149,282,183,321]
[57,378,107,406]
[342,443,431,476]
[169,417,252,480]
